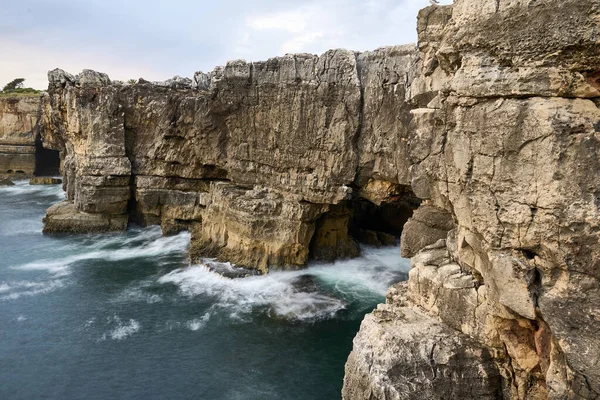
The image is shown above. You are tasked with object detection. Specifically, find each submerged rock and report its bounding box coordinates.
[0,175,14,186]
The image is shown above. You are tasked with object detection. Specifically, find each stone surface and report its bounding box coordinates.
[37,0,600,397]
[190,182,327,274]
[42,201,127,233]
[40,47,419,272]
[343,283,502,400]
[345,1,600,399]
[0,95,40,175]
[29,177,62,185]
[400,204,454,258]
[0,175,14,186]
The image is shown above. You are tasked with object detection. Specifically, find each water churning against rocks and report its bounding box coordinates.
[0,181,409,400]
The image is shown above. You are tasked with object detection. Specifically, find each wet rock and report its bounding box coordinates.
[0,175,14,186]
[42,201,127,233]
[310,203,360,262]
[29,177,62,185]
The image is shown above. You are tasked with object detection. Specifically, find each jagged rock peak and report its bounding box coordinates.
[47,68,110,90]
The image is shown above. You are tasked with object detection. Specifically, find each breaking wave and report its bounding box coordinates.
[186,313,211,331]
[12,227,190,276]
[159,246,409,322]
[0,279,69,301]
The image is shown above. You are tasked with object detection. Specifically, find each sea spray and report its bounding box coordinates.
[159,246,409,322]
[1,181,411,399]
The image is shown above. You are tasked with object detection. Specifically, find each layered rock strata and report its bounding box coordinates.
[344,1,600,399]
[39,0,600,397]
[0,95,41,175]
[40,48,418,268]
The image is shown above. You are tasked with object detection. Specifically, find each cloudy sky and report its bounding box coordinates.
[1,0,452,90]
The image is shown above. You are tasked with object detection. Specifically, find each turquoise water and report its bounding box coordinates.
[0,181,410,400]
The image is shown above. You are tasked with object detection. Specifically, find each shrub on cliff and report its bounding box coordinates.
[2,78,25,91]
[1,78,40,95]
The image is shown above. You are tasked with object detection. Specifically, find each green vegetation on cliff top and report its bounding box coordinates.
[0,78,41,97]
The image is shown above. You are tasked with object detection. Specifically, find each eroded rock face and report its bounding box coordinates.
[39,1,600,396]
[0,95,40,175]
[345,1,600,399]
[40,47,418,267]
[343,283,503,400]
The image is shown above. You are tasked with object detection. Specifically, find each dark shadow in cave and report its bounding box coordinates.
[309,186,421,261]
[349,196,420,247]
[34,137,60,176]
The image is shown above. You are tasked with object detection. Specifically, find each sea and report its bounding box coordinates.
[0,180,410,400]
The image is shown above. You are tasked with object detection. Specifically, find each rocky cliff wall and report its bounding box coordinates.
[0,95,41,175]
[40,46,418,272]
[344,1,600,399]
[38,0,600,397]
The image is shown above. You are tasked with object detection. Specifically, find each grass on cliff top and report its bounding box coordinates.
[0,92,41,98]
[0,88,42,98]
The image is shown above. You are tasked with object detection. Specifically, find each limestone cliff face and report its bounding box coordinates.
[0,95,40,175]
[39,1,600,397]
[344,1,600,399]
[40,48,417,271]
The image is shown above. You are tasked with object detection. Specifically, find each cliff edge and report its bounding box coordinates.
[344,0,600,398]
[37,0,600,397]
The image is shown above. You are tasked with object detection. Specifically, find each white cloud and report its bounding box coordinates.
[246,10,310,34]
[281,32,324,54]
[0,0,457,88]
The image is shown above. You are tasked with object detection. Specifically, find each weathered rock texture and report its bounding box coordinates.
[344,1,600,399]
[39,0,600,397]
[40,50,418,267]
[0,95,40,175]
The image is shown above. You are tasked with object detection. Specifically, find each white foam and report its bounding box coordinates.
[0,279,68,301]
[113,284,163,304]
[159,246,408,322]
[186,313,211,331]
[12,228,190,276]
[1,179,65,199]
[100,316,141,341]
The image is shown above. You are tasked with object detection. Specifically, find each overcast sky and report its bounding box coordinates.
[0,0,453,90]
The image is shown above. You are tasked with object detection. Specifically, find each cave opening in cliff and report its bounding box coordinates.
[309,186,420,261]
[34,137,60,176]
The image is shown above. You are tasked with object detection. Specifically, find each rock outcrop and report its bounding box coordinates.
[40,51,418,268]
[29,177,62,185]
[344,1,600,399]
[38,0,600,397]
[0,95,40,175]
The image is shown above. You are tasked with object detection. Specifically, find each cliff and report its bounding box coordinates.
[344,0,600,399]
[0,95,41,175]
[40,47,419,271]
[38,0,600,397]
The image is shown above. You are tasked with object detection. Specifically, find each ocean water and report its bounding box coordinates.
[0,180,410,400]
